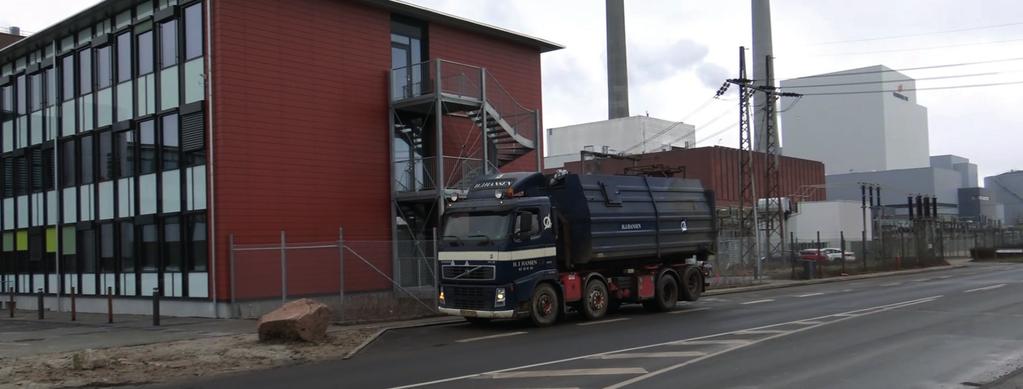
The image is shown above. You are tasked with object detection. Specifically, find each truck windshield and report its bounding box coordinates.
[442,213,509,243]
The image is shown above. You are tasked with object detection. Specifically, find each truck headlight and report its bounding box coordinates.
[495,288,506,307]
[439,290,445,305]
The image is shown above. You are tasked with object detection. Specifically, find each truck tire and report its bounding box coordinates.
[581,279,609,321]
[530,283,559,327]
[644,273,679,312]
[680,267,702,301]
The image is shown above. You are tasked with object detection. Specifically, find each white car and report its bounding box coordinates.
[820,248,855,262]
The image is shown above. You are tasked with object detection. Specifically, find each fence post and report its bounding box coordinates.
[862,230,867,272]
[840,231,846,274]
[338,227,345,323]
[229,234,236,318]
[37,288,44,320]
[153,287,160,326]
[70,287,76,321]
[107,286,113,324]
[8,287,13,318]
[280,230,287,305]
[433,227,440,307]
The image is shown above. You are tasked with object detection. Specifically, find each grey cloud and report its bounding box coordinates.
[629,39,708,84]
[696,62,729,89]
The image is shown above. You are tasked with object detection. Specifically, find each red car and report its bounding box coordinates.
[799,249,829,263]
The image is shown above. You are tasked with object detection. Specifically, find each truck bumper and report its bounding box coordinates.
[438,307,516,319]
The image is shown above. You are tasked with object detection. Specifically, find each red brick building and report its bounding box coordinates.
[0,0,559,317]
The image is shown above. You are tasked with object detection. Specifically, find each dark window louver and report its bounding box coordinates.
[31,149,43,192]
[181,111,204,152]
[2,158,13,197]
[15,156,28,195]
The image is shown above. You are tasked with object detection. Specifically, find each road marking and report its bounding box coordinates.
[935,275,952,279]
[390,296,943,389]
[455,331,527,343]
[880,282,902,287]
[796,292,826,297]
[911,278,930,282]
[839,289,854,293]
[578,318,630,326]
[603,296,944,389]
[735,329,787,335]
[965,284,1007,293]
[794,320,824,325]
[593,351,707,359]
[741,299,774,305]
[669,307,710,315]
[480,368,648,379]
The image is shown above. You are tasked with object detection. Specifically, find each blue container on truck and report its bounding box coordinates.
[437,171,716,326]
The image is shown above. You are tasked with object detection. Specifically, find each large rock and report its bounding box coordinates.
[257,299,333,343]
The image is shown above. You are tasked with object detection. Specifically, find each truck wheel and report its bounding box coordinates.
[530,283,559,327]
[581,279,609,321]
[644,273,679,312]
[680,267,702,301]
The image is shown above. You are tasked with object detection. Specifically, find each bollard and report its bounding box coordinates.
[152,287,161,326]
[71,287,77,321]
[9,287,15,318]
[107,287,113,324]
[37,289,44,320]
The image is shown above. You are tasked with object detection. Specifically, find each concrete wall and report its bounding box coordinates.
[985,171,1023,226]
[787,200,872,242]
[781,65,929,175]
[826,167,963,206]
[546,116,695,158]
[958,187,1004,223]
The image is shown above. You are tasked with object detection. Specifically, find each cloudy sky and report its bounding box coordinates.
[4,0,1020,180]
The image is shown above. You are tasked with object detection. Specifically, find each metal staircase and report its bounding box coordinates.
[468,102,537,165]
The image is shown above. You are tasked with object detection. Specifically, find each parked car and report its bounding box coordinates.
[820,248,856,262]
[799,249,829,263]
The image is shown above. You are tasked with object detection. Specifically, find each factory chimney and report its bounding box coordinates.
[606,0,630,119]
[752,0,778,152]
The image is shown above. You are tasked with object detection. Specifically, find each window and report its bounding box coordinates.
[187,214,207,271]
[163,216,181,272]
[121,222,135,273]
[61,55,74,101]
[137,32,154,76]
[96,46,112,89]
[161,114,178,170]
[29,73,41,112]
[116,130,134,178]
[141,223,158,270]
[80,135,94,184]
[513,210,542,241]
[61,140,76,187]
[98,131,113,181]
[159,21,177,69]
[16,75,25,115]
[80,228,96,274]
[117,33,132,83]
[101,223,115,272]
[184,4,203,60]
[139,120,156,174]
[1,84,11,112]
[45,68,56,107]
[78,49,92,95]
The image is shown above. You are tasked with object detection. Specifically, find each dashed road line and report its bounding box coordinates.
[839,289,854,293]
[668,307,710,315]
[880,282,902,287]
[796,292,826,298]
[935,275,953,279]
[455,331,528,343]
[479,368,648,379]
[741,299,774,305]
[911,278,931,282]
[577,318,630,326]
[735,329,787,335]
[964,284,1007,293]
[592,351,706,359]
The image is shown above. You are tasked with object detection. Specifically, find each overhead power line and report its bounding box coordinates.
[783,57,1023,81]
[779,70,1009,89]
[795,80,1023,96]
[817,37,1023,56]
[811,21,1023,45]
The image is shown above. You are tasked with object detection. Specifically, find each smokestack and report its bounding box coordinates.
[752,0,778,152]
[9,26,20,36]
[606,0,629,119]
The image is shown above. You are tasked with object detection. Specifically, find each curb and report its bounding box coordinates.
[704,264,967,296]
[342,316,462,360]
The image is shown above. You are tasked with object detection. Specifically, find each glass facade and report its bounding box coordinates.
[0,0,208,298]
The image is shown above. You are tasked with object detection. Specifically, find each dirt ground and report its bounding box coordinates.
[0,327,379,388]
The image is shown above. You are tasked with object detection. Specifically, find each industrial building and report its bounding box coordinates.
[558,146,826,208]
[826,154,980,214]
[780,65,930,175]
[958,187,1004,224]
[544,116,695,169]
[1,27,26,48]
[985,171,1023,226]
[0,0,559,316]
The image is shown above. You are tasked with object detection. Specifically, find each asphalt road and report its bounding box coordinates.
[162,262,1023,389]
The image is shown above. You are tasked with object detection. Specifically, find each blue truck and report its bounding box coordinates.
[437,171,716,326]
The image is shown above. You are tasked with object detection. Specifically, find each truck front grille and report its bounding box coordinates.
[442,265,496,281]
[447,286,494,310]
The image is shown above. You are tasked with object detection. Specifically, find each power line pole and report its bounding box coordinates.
[722,46,760,278]
[761,56,784,263]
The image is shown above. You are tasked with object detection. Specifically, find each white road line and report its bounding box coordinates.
[390,296,943,389]
[840,289,854,293]
[593,351,707,359]
[602,296,944,389]
[455,331,528,343]
[911,278,930,282]
[793,320,824,325]
[734,329,787,335]
[935,275,952,279]
[796,292,826,298]
[668,307,710,315]
[965,284,1007,293]
[741,299,774,305]
[880,282,902,287]
[577,318,630,326]
[480,368,648,379]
